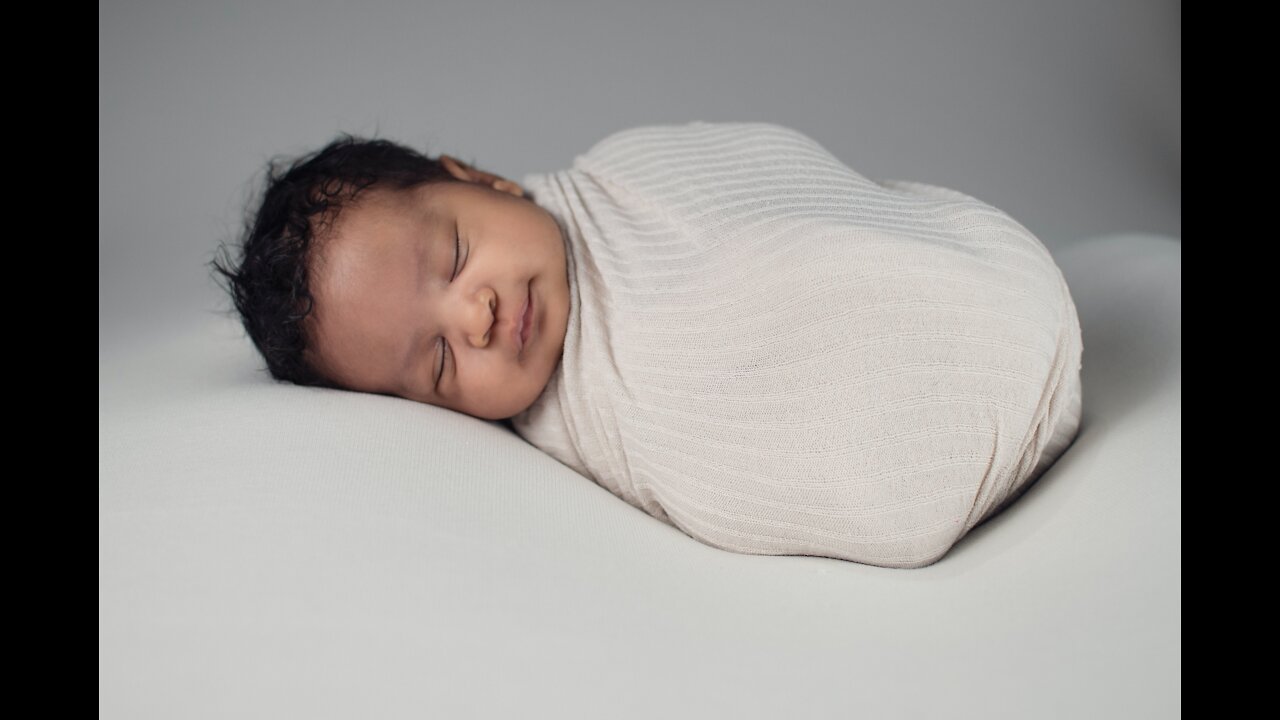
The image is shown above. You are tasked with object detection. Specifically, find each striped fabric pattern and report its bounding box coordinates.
[511,121,1082,568]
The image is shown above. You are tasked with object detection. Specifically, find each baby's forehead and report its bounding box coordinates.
[314,184,410,233]
[308,188,411,261]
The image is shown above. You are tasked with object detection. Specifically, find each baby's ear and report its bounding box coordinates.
[440,154,525,197]
[493,179,525,198]
[439,154,475,182]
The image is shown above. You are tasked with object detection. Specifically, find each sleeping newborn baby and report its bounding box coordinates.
[217,121,1083,569]
[222,143,571,421]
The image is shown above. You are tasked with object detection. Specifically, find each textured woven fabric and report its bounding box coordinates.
[510,121,1082,568]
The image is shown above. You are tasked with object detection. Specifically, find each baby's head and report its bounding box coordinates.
[212,135,570,421]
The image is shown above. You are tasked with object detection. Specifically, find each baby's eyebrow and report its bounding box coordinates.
[414,206,431,288]
[399,340,420,401]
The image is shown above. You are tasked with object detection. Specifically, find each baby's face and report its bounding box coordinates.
[304,161,570,420]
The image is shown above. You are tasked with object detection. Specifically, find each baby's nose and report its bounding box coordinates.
[468,290,497,346]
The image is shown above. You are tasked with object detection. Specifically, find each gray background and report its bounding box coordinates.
[99,0,1180,349]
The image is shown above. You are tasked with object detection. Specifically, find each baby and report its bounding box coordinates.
[216,121,1083,568]
[214,136,572,421]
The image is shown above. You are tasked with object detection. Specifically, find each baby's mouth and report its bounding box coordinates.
[521,283,535,349]
[514,282,532,357]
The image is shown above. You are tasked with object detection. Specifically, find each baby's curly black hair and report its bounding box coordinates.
[210,135,460,390]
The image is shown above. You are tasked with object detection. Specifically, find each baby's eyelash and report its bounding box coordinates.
[451,226,461,280]
[436,338,449,389]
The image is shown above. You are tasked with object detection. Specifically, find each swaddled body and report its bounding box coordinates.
[510,121,1083,568]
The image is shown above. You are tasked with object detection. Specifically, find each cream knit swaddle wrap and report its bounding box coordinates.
[510,122,1083,568]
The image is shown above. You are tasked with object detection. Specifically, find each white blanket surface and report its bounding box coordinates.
[511,121,1082,568]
